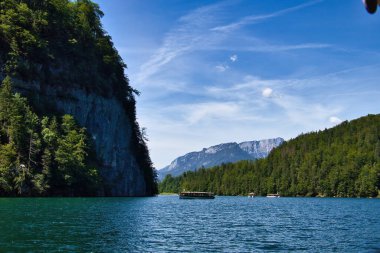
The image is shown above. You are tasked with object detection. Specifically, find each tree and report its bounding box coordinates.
[159,114,380,197]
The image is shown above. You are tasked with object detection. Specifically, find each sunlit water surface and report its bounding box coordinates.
[0,196,379,252]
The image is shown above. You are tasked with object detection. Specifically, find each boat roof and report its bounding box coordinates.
[180,191,214,194]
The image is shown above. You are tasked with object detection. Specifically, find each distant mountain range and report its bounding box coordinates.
[158,137,284,180]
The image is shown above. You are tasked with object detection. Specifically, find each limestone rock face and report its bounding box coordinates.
[19,83,147,196]
[239,137,284,159]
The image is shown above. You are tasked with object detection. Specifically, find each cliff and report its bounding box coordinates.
[28,85,147,196]
[0,0,157,195]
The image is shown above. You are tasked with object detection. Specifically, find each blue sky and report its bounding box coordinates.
[94,0,380,169]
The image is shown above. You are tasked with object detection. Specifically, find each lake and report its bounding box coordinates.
[0,196,379,252]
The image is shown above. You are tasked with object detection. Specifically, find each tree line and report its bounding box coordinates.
[160,114,380,197]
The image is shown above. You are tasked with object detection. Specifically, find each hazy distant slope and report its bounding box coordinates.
[158,138,284,180]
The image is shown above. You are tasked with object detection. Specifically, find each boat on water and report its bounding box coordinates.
[179,191,215,199]
[267,193,280,198]
[248,192,256,198]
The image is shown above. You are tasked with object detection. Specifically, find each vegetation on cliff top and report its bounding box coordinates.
[0,0,131,98]
[160,114,380,197]
[0,0,158,195]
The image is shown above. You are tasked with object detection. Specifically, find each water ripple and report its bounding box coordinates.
[0,197,379,252]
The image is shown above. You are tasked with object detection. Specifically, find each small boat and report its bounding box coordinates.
[179,191,215,199]
[248,192,256,198]
[267,193,280,198]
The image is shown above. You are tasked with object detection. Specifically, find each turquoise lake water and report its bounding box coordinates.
[0,196,379,252]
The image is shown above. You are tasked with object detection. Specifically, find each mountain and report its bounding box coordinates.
[159,114,380,197]
[158,138,284,180]
[0,0,157,196]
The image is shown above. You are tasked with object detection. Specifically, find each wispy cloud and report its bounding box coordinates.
[156,69,351,132]
[215,64,229,72]
[182,102,240,124]
[199,42,332,54]
[271,94,342,128]
[136,0,326,84]
[203,67,380,128]
[210,0,324,32]
[243,43,331,52]
[136,3,223,83]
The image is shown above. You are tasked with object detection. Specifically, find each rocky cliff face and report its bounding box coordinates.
[16,82,147,196]
[50,88,146,196]
[158,138,284,180]
[239,137,284,158]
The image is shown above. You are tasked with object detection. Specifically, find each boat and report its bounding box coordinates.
[248,192,256,198]
[266,193,280,198]
[179,191,215,199]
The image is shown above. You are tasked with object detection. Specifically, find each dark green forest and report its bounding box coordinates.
[160,114,380,197]
[0,77,100,196]
[0,0,157,195]
[0,0,131,98]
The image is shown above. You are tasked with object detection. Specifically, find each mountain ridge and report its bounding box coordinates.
[158,137,284,180]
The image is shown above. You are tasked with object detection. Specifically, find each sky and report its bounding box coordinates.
[94,0,380,169]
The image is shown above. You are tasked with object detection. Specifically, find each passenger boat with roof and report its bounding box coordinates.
[179,191,215,199]
[266,193,280,198]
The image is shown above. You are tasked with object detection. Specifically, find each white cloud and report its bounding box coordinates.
[329,116,342,124]
[230,54,238,62]
[262,88,273,97]
[215,64,229,72]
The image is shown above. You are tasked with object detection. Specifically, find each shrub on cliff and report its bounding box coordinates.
[0,76,101,196]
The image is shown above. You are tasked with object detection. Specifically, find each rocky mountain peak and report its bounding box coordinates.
[158,138,284,180]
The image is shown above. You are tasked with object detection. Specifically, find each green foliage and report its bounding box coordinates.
[0,77,100,196]
[159,174,180,193]
[0,0,133,99]
[160,115,380,198]
[0,0,158,195]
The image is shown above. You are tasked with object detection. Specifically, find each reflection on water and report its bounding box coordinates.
[0,197,379,252]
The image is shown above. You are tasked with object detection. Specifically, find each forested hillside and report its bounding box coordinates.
[160,114,380,197]
[0,0,157,195]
